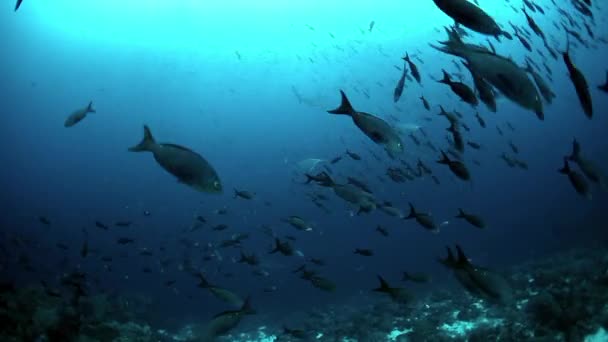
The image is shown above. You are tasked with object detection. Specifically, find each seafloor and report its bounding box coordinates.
[1,245,607,342]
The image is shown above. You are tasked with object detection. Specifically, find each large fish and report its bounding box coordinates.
[562,34,593,118]
[524,61,555,104]
[328,90,403,158]
[129,125,222,193]
[432,27,543,119]
[432,0,510,39]
[64,101,95,127]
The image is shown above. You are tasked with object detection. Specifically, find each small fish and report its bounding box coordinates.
[330,155,343,164]
[562,34,592,118]
[420,96,430,111]
[116,238,135,245]
[376,225,389,237]
[234,189,255,200]
[467,141,481,150]
[438,70,478,106]
[373,275,412,303]
[558,157,591,199]
[369,21,375,32]
[269,238,294,256]
[354,248,373,256]
[405,203,438,232]
[38,216,51,225]
[64,101,96,127]
[437,150,469,181]
[345,150,362,160]
[114,221,132,227]
[455,208,486,228]
[403,53,421,83]
[15,0,23,11]
[394,62,409,102]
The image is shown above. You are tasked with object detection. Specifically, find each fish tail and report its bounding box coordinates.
[405,203,416,220]
[373,275,390,293]
[456,208,465,218]
[197,273,210,288]
[558,157,570,174]
[455,245,471,266]
[402,52,410,62]
[128,125,156,152]
[240,296,256,315]
[439,70,451,84]
[86,101,96,113]
[568,138,581,161]
[437,150,450,165]
[402,272,411,281]
[327,90,355,116]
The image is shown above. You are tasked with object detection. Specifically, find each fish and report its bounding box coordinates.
[269,238,294,256]
[467,141,481,149]
[345,150,362,160]
[354,248,373,256]
[403,53,421,83]
[420,96,431,111]
[438,70,478,106]
[405,203,438,233]
[234,189,255,200]
[376,225,389,237]
[522,7,545,40]
[455,208,485,228]
[437,150,470,181]
[38,216,51,225]
[378,202,405,218]
[558,157,591,199]
[432,27,543,119]
[598,71,608,93]
[461,61,496,112]
[197,273,244,307]
[524,60,555,104]
[283,216,313,231]
[116,238,134,245]
[568,139,605,187]
[431,0,509,39]
[15,0,23,11]
[373,275,413,304]
[328,90,404,158]
[201,297,255,340]
[369,21,375,32]
[562,34,592,118]
[129,125,222,193]
[64,101,95,127]
[394,63,408,103]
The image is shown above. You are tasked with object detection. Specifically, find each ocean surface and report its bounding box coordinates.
[1,1,607,341]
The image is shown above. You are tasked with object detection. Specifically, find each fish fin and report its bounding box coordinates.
[86,101,96,113]
[405,203,416,219]
[197,273,210,288]
[439,70,451,84]
[327,90,355,115]
[128,125,156,152]
[373,275,390,293]
[558,157,570,174]
[568,138,581,161]
[437,150,450,165]
[241,296,255,315]
[455,245,471,267]
[455,208,465,218]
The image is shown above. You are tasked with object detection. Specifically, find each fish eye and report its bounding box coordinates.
[213,181,221,189]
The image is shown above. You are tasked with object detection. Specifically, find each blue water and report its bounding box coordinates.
[1,0,607,338]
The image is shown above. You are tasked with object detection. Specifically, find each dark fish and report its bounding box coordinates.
[420,96,430,110]
[461,61,496,112]
[64,101,95,127]
[129,125,223,192]
[475,112,486,128]
[568,139,605,186]
[354,248,374,256]
[522,7,545,40]
[598,71,608,93]
[197,273,244,307]
[437,150,470,181]
[562,35,592,118]
[38,216,51,225]
[373,275,413,303]
[467,141,481,149]
[455,208,486,228]
[405,203,438,232]
[508,141,519,154]
[15,0,23,11]
[514,30,533,52]
[447,123,465,153]
[394,62,408,102]
[558,157,591,199]
[212,224,228,231]
[438,70,478,106]
[196,215,207,224]
[308,258,326,266]
[403,53,421,83]
[376,225,389,237]
[347,176,372,193]
[269,238,294,256]
[114,221,132,227]
[202,297,255,339]
[431,0,508,38]
[345,150,362,160]
[116,238,135,245]
[328,90,403,157]
[369,21,375,32]
[234,189,255,200]
[330,155,342,164]
[402,272,430,283]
